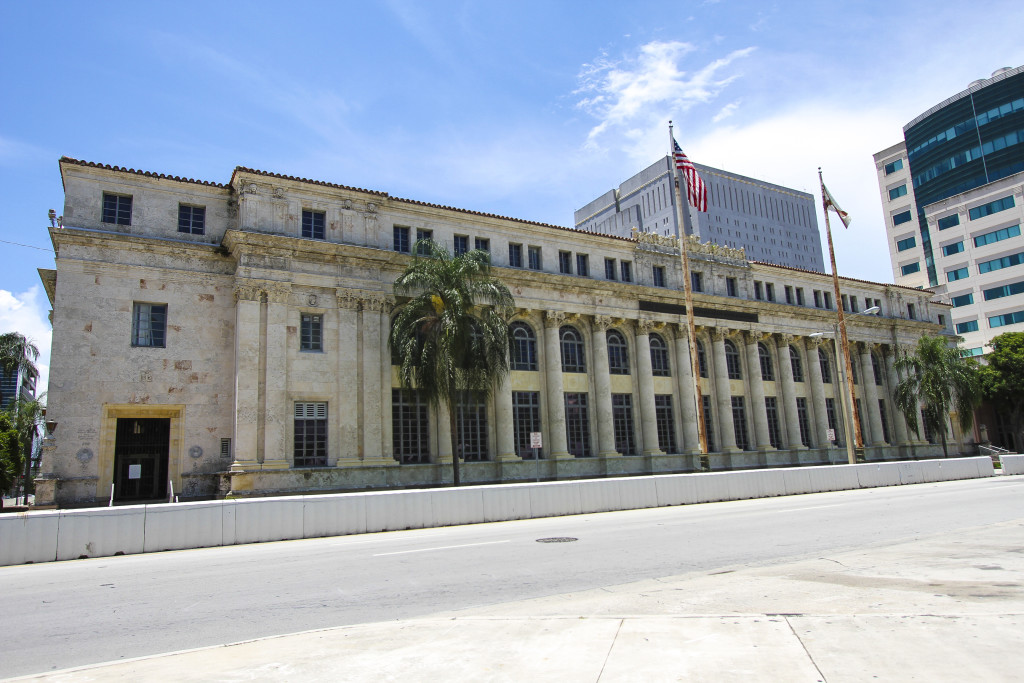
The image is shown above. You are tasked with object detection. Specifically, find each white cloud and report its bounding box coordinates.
[0,286,52,399]
[712,101,740,123]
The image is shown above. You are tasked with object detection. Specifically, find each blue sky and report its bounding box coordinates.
[3,0,1024,391]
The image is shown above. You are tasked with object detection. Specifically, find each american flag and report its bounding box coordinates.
[673,139,708,212]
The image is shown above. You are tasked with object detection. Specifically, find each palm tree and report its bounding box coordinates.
[389,240,514,486]
[6,397,44,505]
[0,332,40,393]
[893,334,982,458]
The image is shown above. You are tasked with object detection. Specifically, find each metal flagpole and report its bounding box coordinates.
[669,121,708,455]
[818,168,864,465]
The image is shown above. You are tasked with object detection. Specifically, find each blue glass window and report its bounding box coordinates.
[454,235,469,255]
[893,210,913,226]
[901,262,921,276]
[884,159,903,175]
[937,214,960,230]
[984,281,1024,301]
[950,293,974,307]
[896,236,916,252]
[942,241,964,256]
[962,347,983,357]
[969,196,1015,220]
[947,267,969,281]
[302,210,326,240]
[990,310,1024,328]
[974,225,1021,247]
[955,320,979,334]
[978,252,1024,274]
[888,185,908,200]
[393,226,410,253]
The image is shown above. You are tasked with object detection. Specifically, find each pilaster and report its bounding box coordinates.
[592,315,619,456]
[635,319,663,455]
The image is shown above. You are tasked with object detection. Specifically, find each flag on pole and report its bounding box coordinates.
[672,139,708,212]
[821,181,852,228]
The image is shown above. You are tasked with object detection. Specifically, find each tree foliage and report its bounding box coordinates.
[0,411,21,506]
[893,334,982,457]
[389,240,514,485]
[0,331,40,386]
[978,331,1024,451]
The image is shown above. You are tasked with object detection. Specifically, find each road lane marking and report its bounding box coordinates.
[373,540,511,557]
[776,504,845,513]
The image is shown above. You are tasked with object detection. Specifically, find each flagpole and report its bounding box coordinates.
[670,121,708,456]
[818,168,864,465]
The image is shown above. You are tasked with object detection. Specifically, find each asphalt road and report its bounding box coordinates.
[2,477,1022,678]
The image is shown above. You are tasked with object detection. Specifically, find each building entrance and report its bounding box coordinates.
[113,418,170,501]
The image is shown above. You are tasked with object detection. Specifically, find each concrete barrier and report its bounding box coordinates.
[1001,454,1024,475]
[0,456,995,566]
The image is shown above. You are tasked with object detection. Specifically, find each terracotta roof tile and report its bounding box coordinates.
[59,157,228,188]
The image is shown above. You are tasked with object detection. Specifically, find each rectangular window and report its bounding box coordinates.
[457,392,488,462]
[878,399,891,444]
[825,397,842,445]
[300,313,323,351]
[654,395,677,454]
[947,267,969,281]
[393,389,429,463]
[942,241,964,256]
[102,193,132,225]
[132,303,167,348]
[220,438,231,458]
[508,243,523,268]
[896,236,916,251]
[796,397,811,447]
[824,292,833,310]
[475,237,490,253]
[754,281,763,300]
[892,210,913,226]
[576,254,589,277]
[963,347,984,357]
[294,402,328,467]
[969,195,1015,220]
[727,277,738,297]
[884,159,903,175]
[178,205,205,235]
[731,396,749,451]
[938,214,960,230]
[512,391,542,458]
[974,224,1021,247]
[984,281,1024,301]
[454,235,469,256]
[950,293,975,307]
[955,320,978,334]
[393,226,410,253]
[989,310,1024,328]
[842,295,849,312]
[765,397,782,449]
[558,251,572,274]
[784,286,794,304]
[765,283,776,302]
[796,288,805,306]
[605,258,617,280]
[528,245,542,270]
[620,261,633,283]
[907,303,916,320]
[850,296,859,313]
[415,228,433,255]
[978,252,1024,274]
[888,184,908,200]
[702,395,716,453]
[902,262,922,275]
[564,393,591,458]
[813,290,822,308]
[652,266,665,287]
[612,394,636,455]
[691,271,703,293]
[302,210,326,240]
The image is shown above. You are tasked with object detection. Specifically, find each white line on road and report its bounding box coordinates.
[776,504,845,513]
[373,540,511,557]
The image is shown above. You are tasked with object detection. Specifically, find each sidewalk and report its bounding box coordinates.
[11,520,1024,682]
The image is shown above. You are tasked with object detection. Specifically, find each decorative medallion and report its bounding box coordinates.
[76,448,94,463]
[189,445,203,459]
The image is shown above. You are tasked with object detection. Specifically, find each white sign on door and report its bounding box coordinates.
[530,432,543,449]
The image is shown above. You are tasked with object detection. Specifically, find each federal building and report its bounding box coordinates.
[36,157,953,507]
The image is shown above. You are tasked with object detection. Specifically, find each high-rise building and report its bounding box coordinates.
[875,65,1024,355]
[574,157,826,272]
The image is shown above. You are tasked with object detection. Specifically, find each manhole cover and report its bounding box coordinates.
[536,537,578,543]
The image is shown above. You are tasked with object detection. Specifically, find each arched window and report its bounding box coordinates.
[509,322,537,371]
[650,333,670,376]
[790,345,804,382]
[560,326,586,373]
[724,339,742,380]
[696,340,708,378]
[871,352,883,386]
[608,330,630,375]
[758,342,774,381]
[819,348,832,384]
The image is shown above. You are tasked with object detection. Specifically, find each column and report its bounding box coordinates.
[360,296,386,464]
[335,291,361,464]
[711,329,738,452]
[231,284,261,471]
[858,343,886,445]
[672,325,699,452]
[883,345,911,445]
[635,320,663,455]
[543,311,570,459]
[743,332,772,450]
[494,363,516,460]
[379,302,395,461]
[436,402,453,463]
[592,316,619,456]
[777,335,805,450]
[261,284,291,469]
[806,338,831,448]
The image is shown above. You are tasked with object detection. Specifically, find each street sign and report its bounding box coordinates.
[128,464,142,479]
[530,432,542,449]
[826,428,836,442]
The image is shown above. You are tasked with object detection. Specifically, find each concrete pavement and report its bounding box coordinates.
[9,519,1024,681]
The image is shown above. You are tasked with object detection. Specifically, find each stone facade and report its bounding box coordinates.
[36,158,954,507]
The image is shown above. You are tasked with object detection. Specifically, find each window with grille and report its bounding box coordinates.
[103,193,132,225]
[294,402,328,467]
[510,322,537,371]
[528,246,541,270]
[850,357,859,384]
[732,396,749,450]
[454,235,469,255]
[564,393,591,458]
[758,343,774,381]
[790,346,804,382]
[559,251,572,274]
[394,226,410,253]
[220,438,231,459]
[508,243,523,268]
[457,392,488,461]
[650,333,670,376]
[576,254,589,277]
[765,396,782,449]
[702,395,716,452]
[612,394,636,455]
[872,353,883,385]
[878,399,890,444]
[416,229,433,255]
[819,348,832,383]
[474,237,490,253]
[796,397,811,446]
[725,340,742,379]
[513,391,541,458]
[697,340,708,378]
[132,303,167,347]
[620,261,632,282]
[393,389,429,463]
[605,258,617,280]
[825,397,840,444]
[607,330,630,375]
[302,210,326,240]
[655,395,676,453]
[653,266,666,287]
[300,314,322,351]
[560,326,586,373]
[178,204,205,234]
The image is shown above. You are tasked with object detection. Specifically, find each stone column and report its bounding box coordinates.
[543,311,570,459]
[777,335,805,450]
[806,338,830,448]
[335,291,362,464]
[494,362,517,460]
[592,315,619,456]
[231,284,262,470]
[743,332,772,450]
[673,325,699,452]
[379,301,395,461]
[261,284,291,469]
[436,402,453,463]
[711,329,738,452]
[858,343,886,445]
[360,295,386,463]
[635,320,663,455]
[883,345,911,445]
